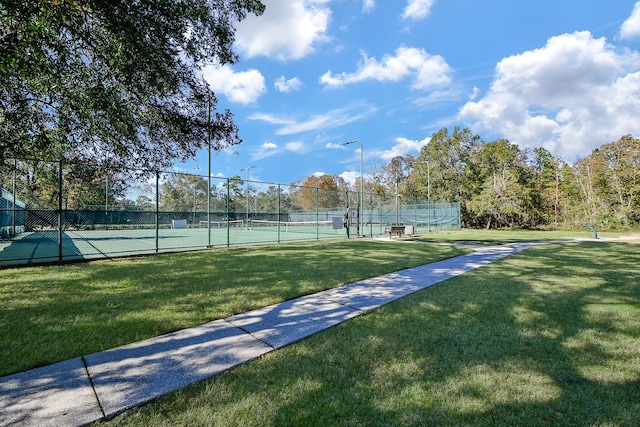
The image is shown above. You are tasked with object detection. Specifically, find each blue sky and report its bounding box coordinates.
[184,0,640,187]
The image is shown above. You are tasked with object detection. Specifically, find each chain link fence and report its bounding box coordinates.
[0,158,460,266]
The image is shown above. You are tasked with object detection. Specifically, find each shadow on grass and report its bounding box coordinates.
[0,240,467,377]
[135,242,640,426]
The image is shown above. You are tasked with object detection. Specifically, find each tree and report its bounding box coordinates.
[0,0,265,169]
[253,185,295,214]
[135,195,154,211]
[416,127,479,203]
[222,175,244,213]
[599,135,640,225]
[7,158,126,211]
[63,160,128,210]
[570,150,609,226]
[557,162,584,227]
[466,139,532,229]
[529,147,564,226]
[411,127,479,226]
[290,175,346,211]
[380,155,415,198]
[160,173,208,212]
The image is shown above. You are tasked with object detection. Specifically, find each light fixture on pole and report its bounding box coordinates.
[240,166,255,228]
[342,140,363,237]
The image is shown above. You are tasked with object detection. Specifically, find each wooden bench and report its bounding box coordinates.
[386,226,406,237]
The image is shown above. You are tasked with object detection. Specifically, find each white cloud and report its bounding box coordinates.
[235,0,331,61]
[339,171,359,186]
[250,142,280,161]
[363,0,375,12]
[402,0,435,21]
[320,46,451,90]
[250,140,313,161]
[619,2,640,40]
[202,64,266,105]
[469,86,480,101]
[377,136,431,162]
[325,142,346,149]
[459,31,640,161]
[285,141,308,154]
[413,88,464,107]
[274,76,303,93]
[249,106,375,135]
[247,113,291,126]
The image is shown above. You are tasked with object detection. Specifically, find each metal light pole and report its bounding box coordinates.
[395,170,399,226]
[427,160,430,203]
[240,166,255,228]
[426,160,430,232]
[417,159,431,231]
[207,91,212,246]
[342,140,363,237]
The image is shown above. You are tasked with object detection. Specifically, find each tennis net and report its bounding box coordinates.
[199,219,244,228]
[249,219,333,233]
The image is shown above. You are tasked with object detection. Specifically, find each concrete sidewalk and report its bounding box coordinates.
[0,242,538,427]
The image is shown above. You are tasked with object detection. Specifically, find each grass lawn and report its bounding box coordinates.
[0,239,468,377]
[101,239,640,426]
[410,228,629,245]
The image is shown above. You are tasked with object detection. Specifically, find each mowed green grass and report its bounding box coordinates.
[102,239,640,426]
[0,240,468,377]
[411,228,626,245]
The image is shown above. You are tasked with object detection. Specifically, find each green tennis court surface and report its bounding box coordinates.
[0,224,349,266]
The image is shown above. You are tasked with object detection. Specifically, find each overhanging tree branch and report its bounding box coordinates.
[0,0,266,170]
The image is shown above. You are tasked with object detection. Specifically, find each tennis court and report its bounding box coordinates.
[0,220,349,266]
[1,159,462,266]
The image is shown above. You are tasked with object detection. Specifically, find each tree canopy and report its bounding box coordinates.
[0,0,265,169]
[291,175,348,210]
[391,129,640,230]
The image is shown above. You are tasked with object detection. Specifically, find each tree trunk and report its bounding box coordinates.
[485,216,492,230]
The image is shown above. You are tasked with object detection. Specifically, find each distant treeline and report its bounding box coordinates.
[3,127,638,231]
[377,127,639,230]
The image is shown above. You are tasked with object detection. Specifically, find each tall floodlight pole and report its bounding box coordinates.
[342,140,363,237]
[240,166,255,228]
[427,160,430,202]
[395,170,399,226]
[416,159,431,231]
[419,159,430,232]
[207,91,212,247]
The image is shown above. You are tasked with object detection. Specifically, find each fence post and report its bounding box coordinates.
[58,160,63,261]
[207,94,212,248]
[451,203,454,231]
[315,187,319,240]
[207,172,211,248]
[379,194,383,235]
[345,190,350,239]
[277,184,281,243]
[155,171,159,253]
[105,171,108,230]
[226,178,230,247]
[12,159,16,235]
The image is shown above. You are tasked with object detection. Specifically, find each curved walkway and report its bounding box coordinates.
[0,242,541,426]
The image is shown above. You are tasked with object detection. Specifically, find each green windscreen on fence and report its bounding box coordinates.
[0,158,460,266]
[0,188,26,238]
